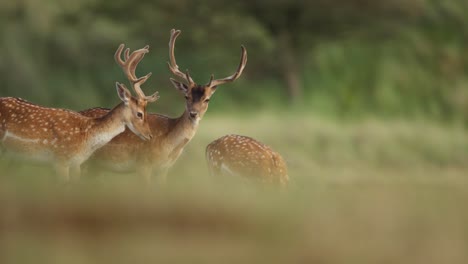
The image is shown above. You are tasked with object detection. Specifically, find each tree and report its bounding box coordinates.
[237,0,424,103]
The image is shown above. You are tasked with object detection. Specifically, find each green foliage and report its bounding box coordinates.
[0,0,467,122]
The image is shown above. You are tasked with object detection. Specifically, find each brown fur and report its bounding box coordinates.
[206,135,289,186]
[79,29,247,184]
[0,91,152,182]
[80,96,208,183]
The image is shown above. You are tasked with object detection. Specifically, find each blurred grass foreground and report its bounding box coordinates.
[1,114,468,264]
[1,0,468,263]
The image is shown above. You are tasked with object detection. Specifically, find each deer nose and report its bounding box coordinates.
[189,111,198,118]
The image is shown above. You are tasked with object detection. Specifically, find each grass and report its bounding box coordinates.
[1,113,468,264]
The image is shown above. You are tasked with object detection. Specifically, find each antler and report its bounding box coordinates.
[207,45,247,87]
[167,29,195,86]
[115,44,155,100]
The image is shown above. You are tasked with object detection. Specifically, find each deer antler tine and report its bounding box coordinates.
[168,29,194,85]
[168,29,246,88]
[209,45,248,87]
[167,62,174,72]
[124,48,130,60]
[145,91,160,103]
[125,47,150,82]
[185,69,194,85]
[115,44,125,66]
[144,72,153,79]
[233,45,248,79]
[240,45,247,69]
[133,71,153,99]
[207,74,214,86]
[131,71,152,99]
[136,72,152,84]
[233,45,248,77]
[115,43,155,100]
[168,30,181,72]
[170,29,181,39]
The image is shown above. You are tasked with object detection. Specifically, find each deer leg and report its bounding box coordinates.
[0,125,5,142]
[81,161,91,179]
[80,160,103,180]
[154,168,169,186]
[206,162,217,178]
[137,165,153,185]
[0,154,15,179]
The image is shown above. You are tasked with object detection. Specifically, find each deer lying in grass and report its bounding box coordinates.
[0,45,158,182]
[80,29,247,183]
[206,135,289,186]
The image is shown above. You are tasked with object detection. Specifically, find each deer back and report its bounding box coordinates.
[206,134,289,186]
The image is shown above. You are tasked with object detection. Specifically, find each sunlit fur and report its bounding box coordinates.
[80,83,216,183]
[0,89,152,182]
[206,135,289,186]
[80,28,246,184]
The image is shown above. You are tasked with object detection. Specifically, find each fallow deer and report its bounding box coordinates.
[0,45,159,182]
[80,29,247,183]
[206,135,289,186]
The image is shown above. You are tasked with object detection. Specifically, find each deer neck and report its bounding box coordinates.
[165,109,200,148]
[87,102,127,149]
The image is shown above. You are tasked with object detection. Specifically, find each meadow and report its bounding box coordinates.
[1,113,467,264]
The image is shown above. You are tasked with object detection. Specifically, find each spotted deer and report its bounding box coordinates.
[80,29,247,183]
[0,44,158,182]
[206,135,289,186]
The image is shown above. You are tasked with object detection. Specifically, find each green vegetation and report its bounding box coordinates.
[1,0,468,121]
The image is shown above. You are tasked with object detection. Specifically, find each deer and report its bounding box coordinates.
[206,135,289,186]
[79,29,247,184]
[0,44,159,182]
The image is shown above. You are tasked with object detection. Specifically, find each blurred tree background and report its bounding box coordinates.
[0,0,467,122]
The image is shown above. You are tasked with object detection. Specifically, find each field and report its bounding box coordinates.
[1,113,468,264]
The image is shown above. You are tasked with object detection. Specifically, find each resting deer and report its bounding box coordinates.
[0,45,158,182]
[206,135,289,186]
[80,29,247,183]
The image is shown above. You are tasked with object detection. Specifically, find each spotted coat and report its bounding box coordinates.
[206,134,289,186]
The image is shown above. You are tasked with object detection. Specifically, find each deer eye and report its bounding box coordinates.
[184,95,189,100]
[204,99,210,103]
[137,112,143,119]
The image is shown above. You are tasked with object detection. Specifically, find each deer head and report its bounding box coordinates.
[167,29,247,123]
[114,44,159,140]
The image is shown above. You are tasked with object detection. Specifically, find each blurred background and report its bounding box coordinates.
[1,0,467,121]
[1,1,468,263]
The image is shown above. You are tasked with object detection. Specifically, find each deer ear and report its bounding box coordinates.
[116,82,131,104]
[170,78,189,94]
